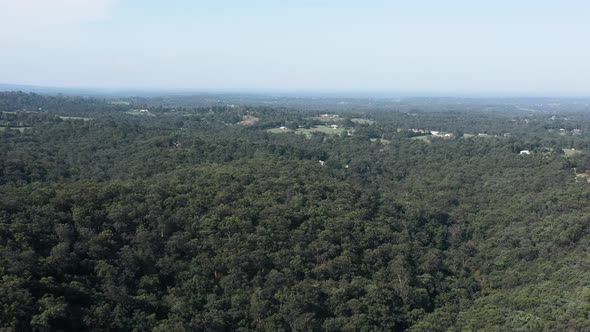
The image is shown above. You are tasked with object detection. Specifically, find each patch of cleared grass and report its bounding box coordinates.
[59,116,92,121]
[563,148,582,157]
[351,118,374,124]
[126,110,155,116]
[310,117,374,124]
[267,125,345,136]
[410,135,431,142]
[0,126,30,132]
[239,115,259,125]
[370,138,391,144]
[267,128,293,133]
[575,172,590,183]
[296,125,343,135]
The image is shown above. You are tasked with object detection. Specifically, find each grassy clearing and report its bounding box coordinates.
[59,116,93,121]
[0,126,30,132]
[267,125,345,136]
[239,115,259,125]
[575,172,590,182]
[351,118,374,124]
[126,110,155,116]
[310,117,336,122]
[517,106,540,112]
[296,125,343,135]
[563,148,582,157]
[311,117,374,124]
[370,138,391,144]
[110,101,130,105]
[463,133,499,139]
[410,135,431,142]
[267,128,293,133]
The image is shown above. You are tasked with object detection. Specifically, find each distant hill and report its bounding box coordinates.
[0,83,178,97]
[0,83,102,95]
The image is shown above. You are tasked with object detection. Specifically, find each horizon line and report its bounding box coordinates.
[2,82,590,99]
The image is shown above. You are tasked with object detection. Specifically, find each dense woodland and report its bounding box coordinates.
[1,92,590,331]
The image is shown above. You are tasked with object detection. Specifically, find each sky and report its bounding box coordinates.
[1,0,589,95]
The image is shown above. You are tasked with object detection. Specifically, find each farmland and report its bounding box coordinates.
[267,124,346,136]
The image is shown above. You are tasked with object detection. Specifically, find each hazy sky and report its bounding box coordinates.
[1,0,589,95]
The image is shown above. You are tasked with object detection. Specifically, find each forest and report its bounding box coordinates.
[1,91,590,331]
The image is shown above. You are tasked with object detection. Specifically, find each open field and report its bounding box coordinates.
[311,117,374,124]
[267,128,294,133]
[351,118,374,124]
[410,135,431,142]
[267,125,345,136]
[0,126,30,132]
[563,148,582,157]
[239,115,259,125]
[310,116,340,122]
[575,172,590,182]
[296,125,343,135]
[59,116,93,121]
[464,133,499,139]
[126,110,155,116]
[370,138,391,144]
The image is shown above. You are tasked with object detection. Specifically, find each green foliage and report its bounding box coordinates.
[1,93,590,330]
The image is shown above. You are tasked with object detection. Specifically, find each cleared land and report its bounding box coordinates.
[575,172,590,182]
[563,148,582,157]
[311,117,374,124]
[239,115,259,125]
[370,138,391,144]
[410,135,431,142]
[351,118,374,124]
[59,116,93,121]
[126,110,155,116]
[296,125,344,135]
[0,126,30,132]
[267,125,345,136]
[267,128,293,134]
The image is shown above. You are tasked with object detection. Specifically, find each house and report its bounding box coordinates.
[430,130,453,138]
[279,126,288,130]
[520,150,531,155]
[330,124,339,129]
